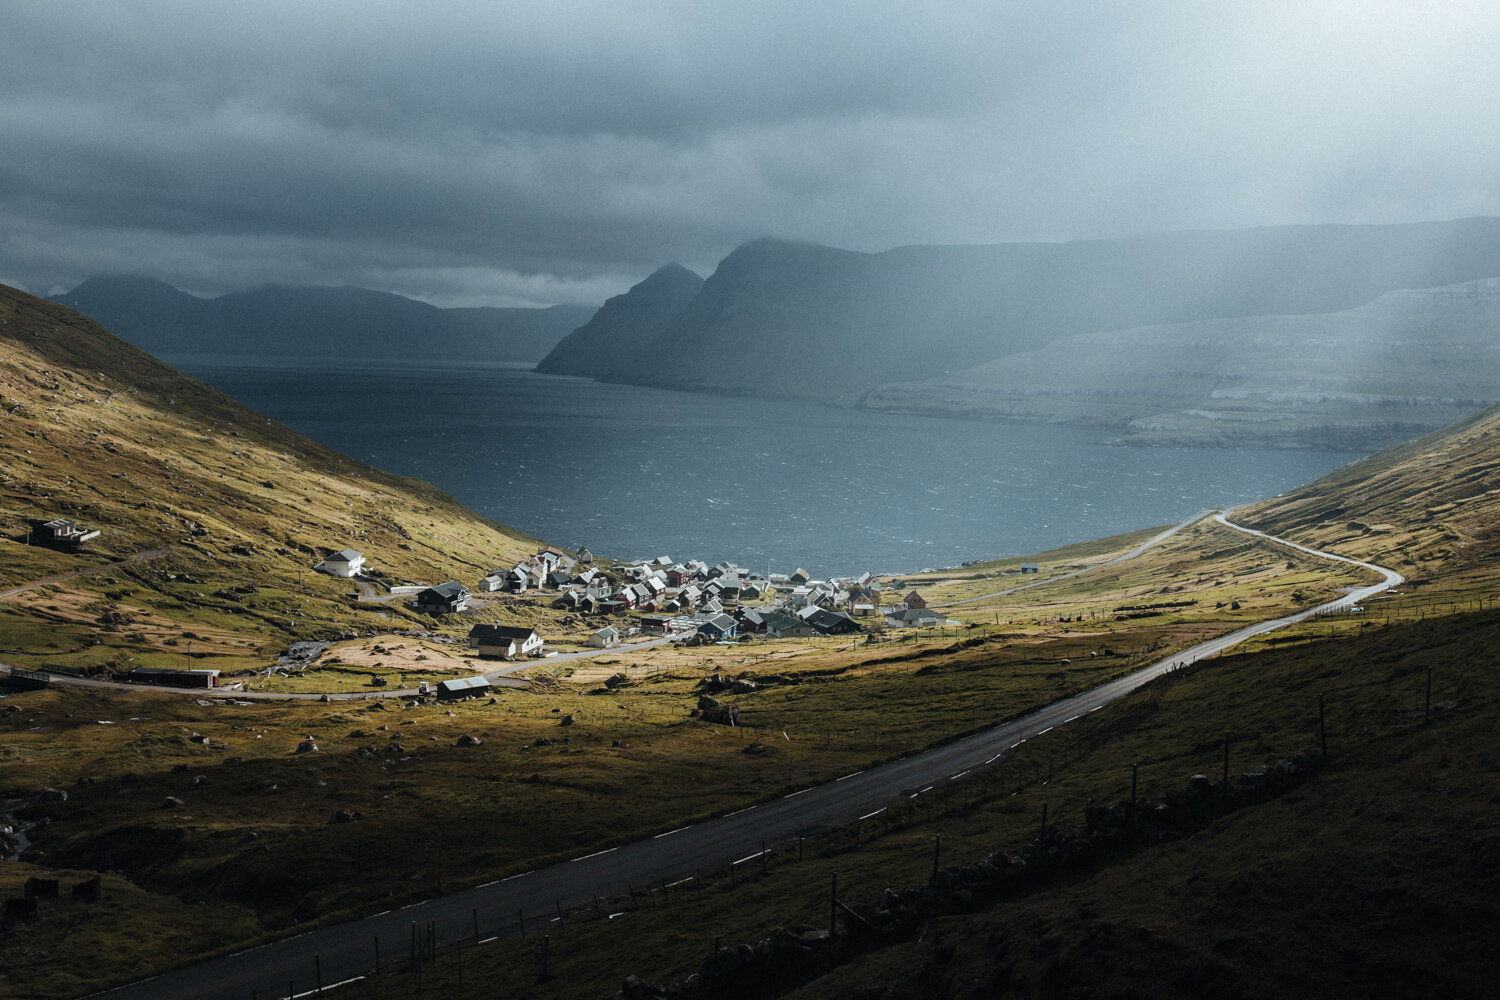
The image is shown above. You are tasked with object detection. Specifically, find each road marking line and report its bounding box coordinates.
[784,787,812,798]
[910,785,934,797]
[724,806,752,817]
[571,847,617,862]
[1010,741,1024,749]
[733,851,763,865]
[836,771,863,781]
[666,876,695,888]
[478,935,499,944]
[949,770,969,780]
[1063,715,1080,723]
[1037,726,1053,735]
[500,870,533,882]
[654,826,691,838]
[860,808,885,820]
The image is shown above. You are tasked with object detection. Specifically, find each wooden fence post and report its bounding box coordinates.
[829,872,839,937]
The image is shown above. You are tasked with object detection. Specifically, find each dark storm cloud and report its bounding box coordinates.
[3,1,1499,306]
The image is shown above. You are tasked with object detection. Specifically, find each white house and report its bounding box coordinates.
[316,549,366,578]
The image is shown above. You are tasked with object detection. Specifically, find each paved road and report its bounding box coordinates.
[935,509,1216,608]
[83,515,1403,1000]
[0,548,171,601]
[0,636,673,703]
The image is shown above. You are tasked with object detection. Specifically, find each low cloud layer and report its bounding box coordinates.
[4,1,1499,306]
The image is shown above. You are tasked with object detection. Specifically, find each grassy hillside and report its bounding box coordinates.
[0,282,542,669]
[311,403,1500,1000]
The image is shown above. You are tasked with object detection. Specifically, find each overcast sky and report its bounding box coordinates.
[3,1,1499,307]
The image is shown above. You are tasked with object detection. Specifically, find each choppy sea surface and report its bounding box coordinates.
[175,357,1364,577]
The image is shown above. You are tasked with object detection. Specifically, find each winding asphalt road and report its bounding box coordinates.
[78,514,1402,1000]
[936,508,1215,608]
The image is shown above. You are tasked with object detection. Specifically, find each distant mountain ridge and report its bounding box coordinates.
[538,218,1500,432]
[50,276,595,364]
[862,277,1500,449]
[536,263,703,377]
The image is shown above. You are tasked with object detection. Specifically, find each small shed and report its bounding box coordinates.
[588,626,620,648]
[436,675,492,700]
[1019,563,1040,574]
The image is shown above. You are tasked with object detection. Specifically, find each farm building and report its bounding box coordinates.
[469,624,544,660]
[436,675,492,700]
[127,667,221,688]
[1019,563,1040,574]
[29,517,100,552]
[902,591,928,610]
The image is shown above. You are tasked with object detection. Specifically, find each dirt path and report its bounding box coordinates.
[0,548,171,601]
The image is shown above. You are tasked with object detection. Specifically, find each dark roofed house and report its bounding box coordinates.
[415,581,470,615]
[885,607,943,628]
[799,607,862,635]
[762,611,816,638]
[902,590,928,610]
[788,568,811,584]
[29,517,101,552]
[697,614,738,640]
[469,624,543,660]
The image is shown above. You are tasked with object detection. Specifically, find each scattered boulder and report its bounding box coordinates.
[295,739,319,754]
[558,714,576,727]
[330,809,361,824]
[697,695,722,711]
[161,796,186,809]
[454,734,482,747]
[700,705,741,726]
[37,787,68,802]
[742,743,770,755]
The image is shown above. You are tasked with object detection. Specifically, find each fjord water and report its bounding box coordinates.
[178,359,1363,576]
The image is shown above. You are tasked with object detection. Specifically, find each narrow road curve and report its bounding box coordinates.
[0,548,170,601]
[936,509,1215,608]
[84,515,1403,1000]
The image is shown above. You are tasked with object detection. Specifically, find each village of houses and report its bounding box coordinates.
[299,543,959,698]
[15,517,975,698]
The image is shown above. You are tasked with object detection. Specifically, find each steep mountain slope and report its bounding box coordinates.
[535,263,703,377]
[548,217,1500,405]
[1237,399,1500,576]
[49,277,593,364]
[862,278,1500,449]
[0,282,538,628]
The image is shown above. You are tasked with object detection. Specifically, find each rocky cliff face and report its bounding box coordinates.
[860,279,1500,449]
